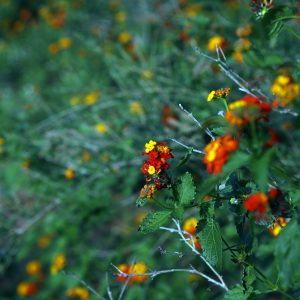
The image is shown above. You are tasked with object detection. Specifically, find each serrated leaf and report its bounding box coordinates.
[176,172,196,206]
[173,205,184,221]
[139,211,171,234]
[198,218,222,269]
[224,285,247,300]
[251,147,276,192]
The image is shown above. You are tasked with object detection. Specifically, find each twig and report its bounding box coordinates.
[161,219,228,291]
[14,199,61,235]
[170,138,204,154]
[179,104,215,140]
[117,257,136,300]
[106,273,114,300]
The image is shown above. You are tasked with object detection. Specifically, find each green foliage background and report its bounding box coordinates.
[0,0,299,299]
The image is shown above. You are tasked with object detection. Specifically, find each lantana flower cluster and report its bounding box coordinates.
[225,95,272,126]
[271,75,300,106]
[203,135,239,175]
[140,140,173,199]
[116,262,148,283]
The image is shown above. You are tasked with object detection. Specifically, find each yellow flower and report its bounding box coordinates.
[183,217,198,235]
[207,90,215,102]
[37,235,51,248]
[66,287,89,300]
[118,31,131,44]
[0,137,5,145]
[184,4,201,17]
[269,217,288,237]
[147,165,155,175]
[26,260,42,276]
[130,262,148,283]
[100,153,110,162]
[70,96,81,106]
[207,35,226,52]
[144,140,157,153]
[48,43,59,55]
[141,69,154,80]
[51,254,66,275]
[130,101,143,114]
[64,168,75,180]
[82,151,91,162]
[17,282,38,297]
[22,160,30,169]
[84,91,100,105]
[58,37,72,49]
[115,11,127,22]
[95,123,107,134]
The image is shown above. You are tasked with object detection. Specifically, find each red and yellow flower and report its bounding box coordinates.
[244,192,268,214]
[17,282,38,297]
[225,95,272,126]
[182,218,201,250]
[203,135,239,175]
[116,262,148,283]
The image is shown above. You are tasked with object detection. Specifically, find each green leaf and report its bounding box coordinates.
[251,147,276,192]
[176,172,196,206]
[224,285,248,300]
[198,218,222,269]
[242,265,256,297]
[139,211,172,234]
[275,220,300,288]
[173,205,184,221]
[198,152,250,201]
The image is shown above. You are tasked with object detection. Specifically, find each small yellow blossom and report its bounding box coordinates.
[95,123,107,134]
[183,217,198,235]
[141,69,154,80]
[70,96,81,106]
[58,37,72,49]
[269,217,288,237]
[118,31,131,44]
[26,260,42,276]
[64,168,75,180]
[184,4,201,17]
[37,235,51,248]
[84,91,100,105]
[0,137,5,145]
[100,153,110,162]
[82,151,91,162]
[207,35,226,52]
[207,91,216,102]
[51,254,66,275]
[66,287,89,300]
[130,262,148,283]
[22,160,30,169]
[147,165,156,175]
[144,140,157,153]
[130,101,143,114]
[115,11,127,22]
[17,282,38,297]
[48,43,59,55]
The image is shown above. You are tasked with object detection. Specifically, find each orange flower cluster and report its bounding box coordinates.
[116,262,148,283]
[225,95,272,126]
[244,192,268,214]
[269,217,289,237]
[271,75,300,106]
[182,218,201,250]
[17,282,38,297]
[203,135,239,175]
[140,140,173,199]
